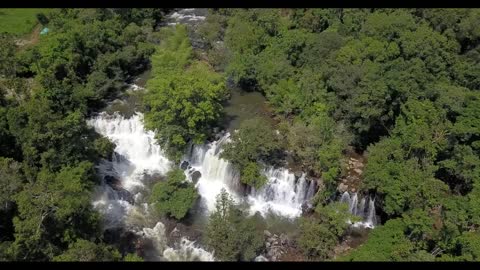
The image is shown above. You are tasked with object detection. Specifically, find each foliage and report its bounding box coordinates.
[144,25,228,161]
[123,253,144,262]
[219,8,480,261]
[298,202,354,260]
[340,219,419,261]
[53,239,121,261]
[0,8,168,261]
[205,189,264,261]
[149,168,198,220]
[221,117,281,188]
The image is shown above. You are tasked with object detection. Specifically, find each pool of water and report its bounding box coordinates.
[222,87,271,132]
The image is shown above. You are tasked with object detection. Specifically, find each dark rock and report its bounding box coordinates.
[104,176,134,204]
[191,171,202,184]
[301,202,314,215]
[105,175,121,188]
[338,183,348,193]
[280,234,289,246]
[169,227,182,246]
[117,188,135,205]
[180,161,189,170]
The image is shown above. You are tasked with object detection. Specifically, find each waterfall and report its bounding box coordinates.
[349,193,358,216]
[186,133,242,213]
[87,112,215,261]
[185,132,317,219]
[365,198,377,227]
[88,112,172,191]
[139,222,168,259]
[88,111,318,261]
[248,168,316,218]
[338,191,377,228]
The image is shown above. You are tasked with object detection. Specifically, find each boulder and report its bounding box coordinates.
[354,168,363,175]
[117,188,135,205]
[280,234,289,246]
[191,171,202,184]
[301,202,314,214]
[180,161,189,170]
[338,183,348,193]
[169,227,182,246]
[264,230,272,237]
[104,175,121,189]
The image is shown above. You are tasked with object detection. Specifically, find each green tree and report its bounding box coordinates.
[298,202,353,260]
[0,158,24,211]
[123,252,143,262]
[340,219,419,261]
[221,117,281,188]
[53,239,121,261]
[0,34,17,79]
[144,25,228,160]
[205,189,263,261]
[149,168,198,220]
[11,162,101,260]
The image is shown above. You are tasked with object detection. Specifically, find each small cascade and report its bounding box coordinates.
[338,191,377,228]
[349,193,358,216]
[163,238,215,261]
[306,180,317,201]
[139,222,169,259]
[365,198,377,226]
[165,8,207,26]
[248,168,317,218]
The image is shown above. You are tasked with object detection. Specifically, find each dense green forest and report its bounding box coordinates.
[1,8,480,261]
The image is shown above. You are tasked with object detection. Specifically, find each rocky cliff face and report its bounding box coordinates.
[338,151,365,193]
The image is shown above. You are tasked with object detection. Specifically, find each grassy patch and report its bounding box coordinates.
[0,8,53,36]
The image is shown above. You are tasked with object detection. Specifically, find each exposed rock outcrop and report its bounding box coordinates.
[262,230,291,261]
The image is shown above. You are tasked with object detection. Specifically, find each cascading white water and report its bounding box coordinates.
[186,133,242,213]
[163,238,216,261]
[88,112,172,191]
[248,168,315,218]
[185,132,318,219]
[187,133,316,218]
[339,191,377,228]
[88,112,214,261]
